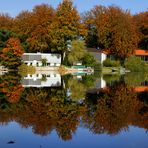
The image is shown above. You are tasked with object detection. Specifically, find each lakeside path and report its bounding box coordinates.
[35,66,83,75]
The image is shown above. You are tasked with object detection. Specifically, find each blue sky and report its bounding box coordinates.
[0,0,147,17]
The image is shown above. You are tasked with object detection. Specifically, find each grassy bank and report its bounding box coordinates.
[18,64,36,76]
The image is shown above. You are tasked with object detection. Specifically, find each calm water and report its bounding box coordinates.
[0,72,148,148]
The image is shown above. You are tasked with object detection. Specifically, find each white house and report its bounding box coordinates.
[21,73,61,87]
[22,53,61,67]
[86,48,107,64]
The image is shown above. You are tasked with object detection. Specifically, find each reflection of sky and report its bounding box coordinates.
[0,121,147,148]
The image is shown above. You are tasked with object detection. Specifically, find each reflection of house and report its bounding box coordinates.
[94,77,106,89]
[21,73,61,87]
[22,53,61,66]
[0,66,8,75]
[133,80,148,92]
[133,86,148,92]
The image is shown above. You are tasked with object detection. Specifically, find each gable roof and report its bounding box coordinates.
[86,48,110,54]
[22,54,41,61]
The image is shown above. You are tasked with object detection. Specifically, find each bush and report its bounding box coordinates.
[82,53,96,67]
[103,59,121,67]
[94,62,102,70]
[124,55,147,72]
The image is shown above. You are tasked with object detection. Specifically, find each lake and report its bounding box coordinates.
[0,72,148,148]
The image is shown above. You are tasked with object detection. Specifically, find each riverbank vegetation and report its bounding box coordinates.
[0,0,147,71]
[18,64,36,76]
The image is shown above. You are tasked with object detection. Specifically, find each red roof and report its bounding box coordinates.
[134,50,148,56]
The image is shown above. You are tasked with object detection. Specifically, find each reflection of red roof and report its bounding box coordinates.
[133,86,148,92]
[134,50,148,56]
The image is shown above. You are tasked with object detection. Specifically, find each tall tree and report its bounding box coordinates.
[67,40,86,64]
[133,11,148,49]
[107,6,139,58]
[0,38,24,68]
[0,30,12,50]
[14,4,56,52]
[84,5,139,59]
[0,13,13,30]
[50,0,86,53]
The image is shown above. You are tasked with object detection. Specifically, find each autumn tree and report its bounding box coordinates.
[0,72,24,104]
[83,5,108,48]
[133,11,148,49]
[107,6,139,58]
[0,38,24,69]
[0,13,13,30]
[84,5,139,59]
[14,4,56,52]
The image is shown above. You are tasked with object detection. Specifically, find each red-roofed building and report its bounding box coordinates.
[86,48,148,63]
[134,49,148,62]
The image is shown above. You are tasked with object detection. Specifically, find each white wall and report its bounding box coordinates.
[101,53,107,63]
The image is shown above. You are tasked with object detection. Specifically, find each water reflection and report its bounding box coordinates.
[0,71,148,146]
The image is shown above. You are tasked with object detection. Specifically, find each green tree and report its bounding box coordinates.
[124,55,147,72]
[68,40,86,64]
[50,0,86,53]
[0,30,12,50]
[82,53,96,66]
[67,78,86,101]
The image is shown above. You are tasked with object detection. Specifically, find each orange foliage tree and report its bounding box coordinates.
[83,5,139,58]
[14,4,56,52]
[0,13,13,30]
[133,11,148,49]
[0,38,24,69]
[0,72,24,104]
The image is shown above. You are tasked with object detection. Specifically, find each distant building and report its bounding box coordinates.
[134,49,148,62]
[86,48,107,64]
[22,53,61,67]
[86,48,148,63]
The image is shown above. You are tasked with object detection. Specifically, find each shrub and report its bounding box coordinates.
[124,55,147,72]
[82,53,96,67]
[103,59,120,67]
[94,62,102,70]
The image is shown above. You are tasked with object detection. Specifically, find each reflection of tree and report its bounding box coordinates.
[47,97,85,140]
[124,72,148,86]
[68,78,86,101]
[82,83,144,135]
[0,87,85,140]
[0,72,24,104]
[134,91,148,130]
[0,80,147,140]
